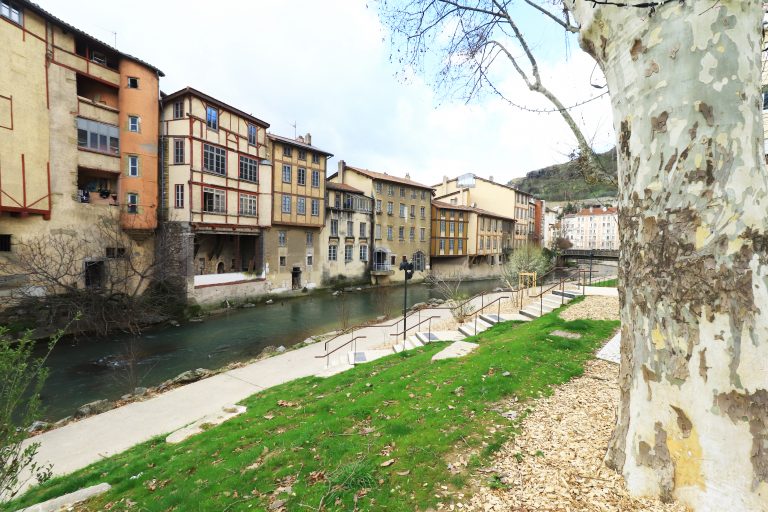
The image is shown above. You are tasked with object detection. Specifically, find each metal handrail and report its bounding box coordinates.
[527,268,588,316]
[465,296,509,335]
[389,315,440,342]
[315,335,367,368]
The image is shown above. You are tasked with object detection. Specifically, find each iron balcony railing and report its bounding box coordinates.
[372,263,392,272]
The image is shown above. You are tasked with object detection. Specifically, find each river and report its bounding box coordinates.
[36,279,503,421]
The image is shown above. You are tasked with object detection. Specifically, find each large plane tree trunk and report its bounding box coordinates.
[567,1,768,509]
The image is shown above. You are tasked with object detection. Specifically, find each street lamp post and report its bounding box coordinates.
[589,250,594,285]
[399,255,414,339]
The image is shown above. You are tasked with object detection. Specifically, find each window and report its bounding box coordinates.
[283,145,292,157]
[400,187,405,197]
[311,170,320,188]
[347,221,354,236]
[306,232,314,246]
[174,184,184,208]
[127,193,139,214]
[375,182,383,193]
[375,200,382,213]
[307,255,313,266]
[458,239,464,253]
[203,187,225,213]
[298,149,306,160]
[278,231,286,246]
[360,245,368,261]
[206,106,218,130]
[298,168,306,186]
[282,164,292,183]
[413,251,425,271]
[90,50,107,66]
[126,77,140,89]
[387,226,393,241]
[105,247,127,259]
[328,245,338,261]
[127,155,139,176]
[173,139,184,164]
[449,222,455,236]
[399,204,406,218]
[1,1,22,24]
[297,197,306,215]
[398,226,405,240]
[128,116,140,132]
[420,228,425,242]
[311,199,320,216]
[331,219,339,236]
[388,185,394,196]
[203,144,226,175]
[449,239,455,253]
[281,195,291,213]
[421,191,426,200]
[173,101,184,119]
[359,223,367,238]
[345,245,353,262]
[439,239,445,253]
[240,194,257,216]
[458,222,464,235]
[279,256,287,267]
[0,234,11,252]
[387,202,393,215]
[248,124,257,145]
[375,224,381,239]
[420,206,425,219]
[77,118,119,154]
[440,220,446,234]
[409,227,415,241]
[411,189,417,199]
[239,155,259,182]
[312,153,320,164]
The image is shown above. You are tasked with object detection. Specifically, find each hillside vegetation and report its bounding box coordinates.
[510,149,618,202]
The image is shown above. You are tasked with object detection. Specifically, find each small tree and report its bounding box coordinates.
[426,271,475,323]
[500,244,551,290]
[0,326,64,500]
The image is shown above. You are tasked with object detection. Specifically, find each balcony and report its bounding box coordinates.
[371,262,394,275]
[77,168,118,206]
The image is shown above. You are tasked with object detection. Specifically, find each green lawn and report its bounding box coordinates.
[7,303,618,512]
[591,278,618,287]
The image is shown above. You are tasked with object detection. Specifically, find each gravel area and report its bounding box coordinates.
[559,296,620,322]
[465,360,689,512]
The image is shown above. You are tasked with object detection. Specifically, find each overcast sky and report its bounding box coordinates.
[42,0,614,186]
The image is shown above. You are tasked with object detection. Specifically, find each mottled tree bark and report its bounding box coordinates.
[567,1,768,509]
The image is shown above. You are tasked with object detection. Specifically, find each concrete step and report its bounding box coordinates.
[500,313,532,322]
[480,313,502,325]
[347,349,393,365]
[404,337,424,350]
[416,331,441,344]
[458,318,494,337]
[553,289,580,299]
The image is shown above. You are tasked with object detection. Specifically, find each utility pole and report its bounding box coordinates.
[399,255,414,339]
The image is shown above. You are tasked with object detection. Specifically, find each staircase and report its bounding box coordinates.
[519,286,580,319]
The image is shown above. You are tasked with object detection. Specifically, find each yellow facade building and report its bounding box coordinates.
[160,87,273,302]
[0,0,162,296]
[264,133,332,290]
[329,161,433,284]
[433,174,539,250]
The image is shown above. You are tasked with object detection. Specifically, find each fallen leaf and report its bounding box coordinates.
[380,458,396,467]
[396,470,411,476]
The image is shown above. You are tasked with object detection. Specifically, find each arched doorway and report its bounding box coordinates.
[216,261,225,274]
[412,251,425,271]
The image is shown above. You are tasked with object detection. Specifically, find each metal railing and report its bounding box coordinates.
[464,296,509,336]
[372,263,392,272]
[527,268,588,316]
[389,315,440,343]
[315,335,367,368]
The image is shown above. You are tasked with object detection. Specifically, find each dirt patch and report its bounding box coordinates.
[465,360,688,511]
[559,296,620,322]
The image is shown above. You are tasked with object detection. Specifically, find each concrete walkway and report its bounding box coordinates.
[18,291,512,496]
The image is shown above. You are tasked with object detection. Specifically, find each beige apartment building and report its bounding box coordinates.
[0,1,162,298]
[265,133,332,290]
[321,182,373,284]
[561,206,618,250]
[160,87,272,303]
[328,162,433,284]
[433,174,541,250]
[430,201,514,277]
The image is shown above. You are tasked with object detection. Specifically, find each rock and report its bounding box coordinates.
[168,319,180,327]
[189,317,204,323]
[265,299,274,304]
[133,387,148,396]
[242,303,256,308]
[356,287,362,291]
[500,410,518,420]
[261,345,277,355]
[376,315,386,322]
[121,393,133,401]
[270,499,286,510]
[170,368,211,385]
[332,290,341,296]
[502,371,511,377]
[27,420,50,433]
[75,399,113,418]
[493,287,504,292]
[411,302,426,310]
[276,346,286,353]
[54,416,72,428]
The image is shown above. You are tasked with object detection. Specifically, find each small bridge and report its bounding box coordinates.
[562,249,619,260]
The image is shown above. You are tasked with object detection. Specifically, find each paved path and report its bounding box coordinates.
[17,291,511,496]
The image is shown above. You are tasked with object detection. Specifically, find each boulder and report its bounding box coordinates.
[170,368,211,385]
[133,387,148,396]
[276,345,286,353]
[27,420,50,433]
[75,399,114,418]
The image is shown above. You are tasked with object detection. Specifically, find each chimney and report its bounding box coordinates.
[405,172,411,180]
[443,175,448,189]
[489,175,494,182]
[338,160,346,183]
[297,135,305,144]
[305,133,312,145]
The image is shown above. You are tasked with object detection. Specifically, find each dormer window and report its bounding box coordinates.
[206,106,218,130]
